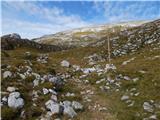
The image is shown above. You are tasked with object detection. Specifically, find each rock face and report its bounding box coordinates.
[1,33,68,52]
[8,92,24,109]
[10,33,21,39]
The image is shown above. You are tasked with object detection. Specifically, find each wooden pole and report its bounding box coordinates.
[108,35,111,64]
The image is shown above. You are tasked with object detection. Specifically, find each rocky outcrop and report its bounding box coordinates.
[90,19,160,57]
[1,33,72,52]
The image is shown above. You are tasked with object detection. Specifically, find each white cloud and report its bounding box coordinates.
[93,1,160,23]
[1,1,90,39]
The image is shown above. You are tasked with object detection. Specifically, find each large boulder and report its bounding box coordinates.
[8,92,24,109]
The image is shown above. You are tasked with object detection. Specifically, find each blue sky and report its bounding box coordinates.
[1,1,160,39]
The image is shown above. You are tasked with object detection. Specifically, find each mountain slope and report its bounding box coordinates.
[33,21,147,47]
[1,19,160,120]
[1,33,73,52]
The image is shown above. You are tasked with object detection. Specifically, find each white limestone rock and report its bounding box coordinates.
[2,96,8,103]
[45,100,61,114]
[121,95,129,101]
[7,87,16,92]
[33,79,39,87]
[8,92,24,109]
[66,92,75,97]
[105,64,116,72]
[19,74,26,79]
[43,88,49,95]
[72,101,83,110]
[63,106,77,118]
[61,60,70,67]
[143,102,154,112]
[3,71,12,79]
[51,95,58,102]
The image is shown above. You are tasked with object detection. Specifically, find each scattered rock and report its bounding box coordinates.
[3,71,12,79]
[122,57,135,65]
[124,76,131,80]
[149,115,157,119]
[121,95,129,101]
[7,87,16,92]
[143,102,154,112]
[51,95,58,102]
[19,73,26,79]
[49,76,63,90]
[105,64,116,72]
[82,67,96,74]
[43,88,49,95]
[66,92,75,97]
[37,54,48,64]
[72,101,83,110]
[61,60,70,67]
[63,106,77,118]
[2,96,8,103]
[8,92,24,109]
[45,100,62,115]
[33,79,39,87]
[62,101,72,107]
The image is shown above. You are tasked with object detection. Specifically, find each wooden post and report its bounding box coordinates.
[108,35,111,64]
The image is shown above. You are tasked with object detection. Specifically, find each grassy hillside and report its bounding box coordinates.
[1,38,160,119]
[1,19,160,120]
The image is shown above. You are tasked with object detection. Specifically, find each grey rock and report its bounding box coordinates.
[19,74,26,79]
[3,71,12,79]
[121,95,129,101]
[33,79,39,87]
[72,101,83,110]
[149,115,157,119]
[143,102,154,112]
[43,88,49,95]
[49,89,57,95]
[7,86,16,92]
[8,92,24,109]
[105,64,116,72]
[61,60,70,67]
[62,101,72,108]
[51,95,57,102]
[66,92,75,97]
[45,100,61,114]
[2,96,7,103]
[10,33,21,39]
[49,76,63,90]
[63,106,77,118]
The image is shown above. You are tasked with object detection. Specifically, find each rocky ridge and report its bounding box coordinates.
[1,33,73,51]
